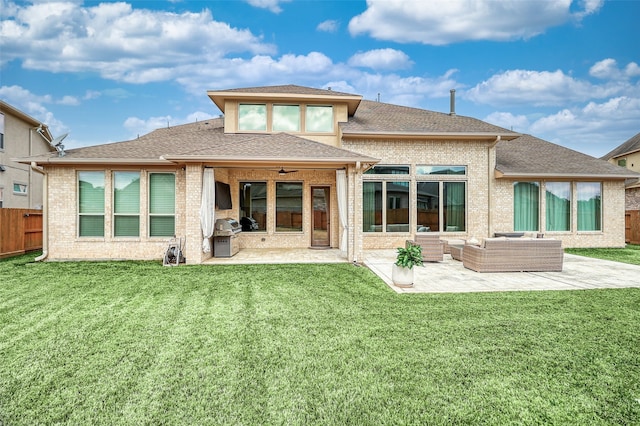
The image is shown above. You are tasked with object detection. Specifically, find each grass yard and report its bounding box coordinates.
[565,244,640,266]
[1,253,639,425]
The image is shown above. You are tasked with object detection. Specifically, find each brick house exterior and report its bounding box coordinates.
[16,85,640,263]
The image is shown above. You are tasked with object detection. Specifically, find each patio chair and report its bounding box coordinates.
[406,233,444,262]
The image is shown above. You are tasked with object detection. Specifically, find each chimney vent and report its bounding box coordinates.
[450,89,456,116]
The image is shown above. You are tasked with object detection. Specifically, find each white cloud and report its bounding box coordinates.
[465,67,635,107]
[0,2,275,82]
[245,0,291,13]
[317,19,339,33]
[59,95,80,106]
[348,48,413,71]
[348,0,603,45]
[590,58,640,80]
[0,85,68,136]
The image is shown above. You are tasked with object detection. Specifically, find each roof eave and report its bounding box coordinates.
[15,157,174,166]
[342,131,521,141]
[160,155,379,165]
[495,170,640,180]
[207,91,363,115]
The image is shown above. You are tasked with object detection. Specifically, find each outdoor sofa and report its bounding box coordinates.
[462,237,563,272]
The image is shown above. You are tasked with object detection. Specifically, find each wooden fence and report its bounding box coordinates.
[626,210,640,245]
[0,208,43,258]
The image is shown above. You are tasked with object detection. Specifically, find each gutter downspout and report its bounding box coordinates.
[488,136,501,238]
[30,162,48,261]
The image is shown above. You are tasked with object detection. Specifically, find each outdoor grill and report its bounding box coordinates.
[213,218,241,257]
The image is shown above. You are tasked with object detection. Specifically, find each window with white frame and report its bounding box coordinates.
[0,186,4,208]
[13,182,28,195]
[113,171,140,237]
[514,181,540,231]
[149,173,175,237]
[577,182,601,231]
[545,182,571,231]
[78,171,105,237]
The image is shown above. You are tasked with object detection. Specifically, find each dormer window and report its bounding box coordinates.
[237,103,333,134]
[273,105,300,131]
[305,105,333,132]
[238,104,267,131]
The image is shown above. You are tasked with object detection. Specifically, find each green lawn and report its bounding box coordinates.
[1,253,639,425]
[565,244,640,266]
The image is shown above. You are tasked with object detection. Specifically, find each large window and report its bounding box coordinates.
[276,182,302,232]
[363,181,410,232]
[273,105,300,131]
[363,182,382,232]
[149,173,175,237]
[113,171,140,237]
[514,182,539,231]
[416,181,466,232]
[239,182,267,231]
[238,104,267,131]
[577,182,601,231]
[546,182,571,231]
[305,105,333,132]
[444,182,466,232]
[78,171,105,237]
[386,182,409,232]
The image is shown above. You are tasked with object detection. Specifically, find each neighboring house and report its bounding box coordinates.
[0,101,55,209]
[15,85,640,263]
[601,132,640,210]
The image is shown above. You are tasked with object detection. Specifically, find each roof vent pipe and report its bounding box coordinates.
[450,89,456,116]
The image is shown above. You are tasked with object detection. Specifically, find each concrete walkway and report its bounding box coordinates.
[364,250,640,293]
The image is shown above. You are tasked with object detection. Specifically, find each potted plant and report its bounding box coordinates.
[392,243,423,287]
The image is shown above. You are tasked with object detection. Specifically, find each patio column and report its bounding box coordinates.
[184,163,204,264]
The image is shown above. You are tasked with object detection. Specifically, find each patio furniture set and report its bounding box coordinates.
[406,233,564,272]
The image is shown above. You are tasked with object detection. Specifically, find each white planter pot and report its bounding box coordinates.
[392,264,414,287]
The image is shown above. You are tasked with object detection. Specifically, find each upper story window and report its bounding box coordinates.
[273,105,300,131]
[305,105,333,132]
[13,182,27,195]
[237,103,334,133]
[238,104,267,131]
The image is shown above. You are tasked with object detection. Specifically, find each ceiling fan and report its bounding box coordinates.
[276,167,298,175]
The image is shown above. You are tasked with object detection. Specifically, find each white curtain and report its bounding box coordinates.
[336,169,348,255]
[200,168,215,253]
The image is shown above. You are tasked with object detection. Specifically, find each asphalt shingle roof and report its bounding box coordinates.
[496,134,639,178]
[210,84,359,97]
[26,118,377,164]
[601,132,640,159]
[342,100,518,135]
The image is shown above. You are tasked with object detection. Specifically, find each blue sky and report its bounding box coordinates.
[1,0,639,157]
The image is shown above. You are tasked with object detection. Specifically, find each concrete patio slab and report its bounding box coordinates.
[364,250,640,293]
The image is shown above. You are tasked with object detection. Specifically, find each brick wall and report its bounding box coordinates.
[343,138,492,259]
